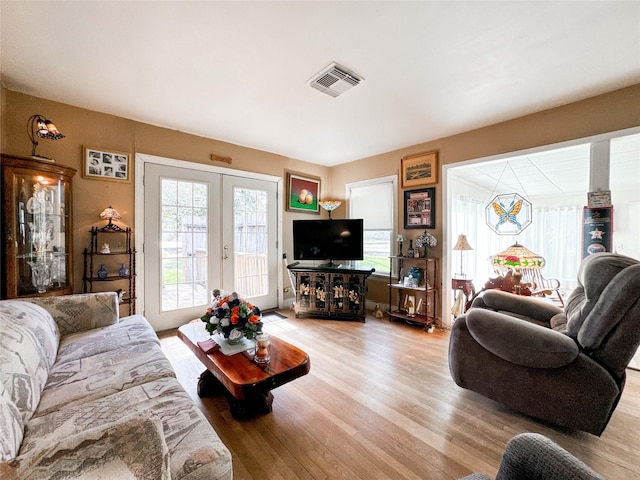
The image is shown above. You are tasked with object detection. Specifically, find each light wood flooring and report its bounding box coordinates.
[159,310,640,479]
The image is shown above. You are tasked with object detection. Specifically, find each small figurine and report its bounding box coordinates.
[116,288,126,303]
[101,243,110,254]
[373,303,384,319]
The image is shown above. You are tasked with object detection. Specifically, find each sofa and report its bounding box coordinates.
[0,292,232,479]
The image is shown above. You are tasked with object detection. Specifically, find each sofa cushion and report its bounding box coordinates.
[22,377,232,480]
[0,301,59,421]
[466,309,579,368]
[3,416,170,480]
[57,315,160,364]
[0,382,23,462]
[24,292,119,337]
[35,341,176,417]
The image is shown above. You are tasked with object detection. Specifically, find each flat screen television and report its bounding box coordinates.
[293,219,363,266]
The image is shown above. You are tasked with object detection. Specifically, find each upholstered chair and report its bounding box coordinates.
[449,253,640,435]
[459,433,604,480]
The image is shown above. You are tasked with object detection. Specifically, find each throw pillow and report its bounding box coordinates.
[0,301,59,421]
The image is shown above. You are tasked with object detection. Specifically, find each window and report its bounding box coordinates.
[347,176,397,274]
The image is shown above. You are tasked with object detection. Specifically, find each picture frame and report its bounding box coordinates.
[83,146,130,183]
[401,151,438,188]
[286,171,320,214]
[404,187,435,229]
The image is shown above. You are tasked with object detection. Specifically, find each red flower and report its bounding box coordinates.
[230,313,239,325]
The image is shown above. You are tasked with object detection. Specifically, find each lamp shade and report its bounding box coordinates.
[490,242,545,269]
[318,200,342,212]
[453,234,473,251]
[100,206,121,222]
[28,114,65,158]
[396,234,407,242]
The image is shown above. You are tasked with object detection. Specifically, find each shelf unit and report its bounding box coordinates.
[387,256,438,329]
[1,154,76,299]
[83,225,136,315]
[287,263,375,321]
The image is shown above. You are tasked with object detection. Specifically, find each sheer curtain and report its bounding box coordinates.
[450,178,581,294]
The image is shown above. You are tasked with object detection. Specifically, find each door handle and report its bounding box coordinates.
[223,244,229,260]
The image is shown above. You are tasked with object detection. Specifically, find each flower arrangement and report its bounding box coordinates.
[415,230,437,248]
[201,290,263,341]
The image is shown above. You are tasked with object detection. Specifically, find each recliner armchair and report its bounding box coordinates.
[449,253,640,435]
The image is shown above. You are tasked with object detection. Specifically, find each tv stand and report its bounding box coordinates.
[287,264,375,321]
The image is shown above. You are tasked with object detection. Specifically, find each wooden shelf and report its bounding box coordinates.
[388,256,439,330]
[83,225,136,315]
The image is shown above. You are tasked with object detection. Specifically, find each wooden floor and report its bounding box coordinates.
[159,310,640,479]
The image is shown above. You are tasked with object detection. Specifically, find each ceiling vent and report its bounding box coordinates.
[309,63,363,98]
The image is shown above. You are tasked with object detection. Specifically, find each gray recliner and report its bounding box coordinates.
[449,253,640,435]
[460,432,604,480]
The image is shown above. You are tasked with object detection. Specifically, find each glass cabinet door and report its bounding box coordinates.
[1,155,76,298]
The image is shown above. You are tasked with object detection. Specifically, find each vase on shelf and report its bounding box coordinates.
[118,263,129,277]
[97,264,108,279]
[408,266,423,286]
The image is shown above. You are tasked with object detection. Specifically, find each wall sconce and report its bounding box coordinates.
[28,114,65,161]
[319,200,342,219]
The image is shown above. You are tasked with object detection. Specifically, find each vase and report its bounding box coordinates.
[97,264,108,279]
[407,239,414,258]
[408,266,423,286]
[226,328,244,345]
[118,263,129,277]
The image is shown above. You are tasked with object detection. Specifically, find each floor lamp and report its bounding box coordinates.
[452,234,473,278]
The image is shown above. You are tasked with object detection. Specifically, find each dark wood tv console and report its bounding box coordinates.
[287,263,375,321]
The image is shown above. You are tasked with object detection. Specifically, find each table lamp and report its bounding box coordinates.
[490,242,545,294]
[396,234,406,257]
[452,234,473,278]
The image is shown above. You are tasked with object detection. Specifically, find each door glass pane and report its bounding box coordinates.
[161,178,209,312]
[234,187,268,296]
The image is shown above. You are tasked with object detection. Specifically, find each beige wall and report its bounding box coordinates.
[332,84,640,309]
[2,84,640,319]
[1,89,330,298]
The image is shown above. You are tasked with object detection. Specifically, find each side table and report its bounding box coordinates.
[451,278,475,317]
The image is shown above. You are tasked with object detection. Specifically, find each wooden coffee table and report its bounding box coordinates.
[177,322,310,419]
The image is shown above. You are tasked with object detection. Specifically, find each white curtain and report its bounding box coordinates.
[450,180,581,294]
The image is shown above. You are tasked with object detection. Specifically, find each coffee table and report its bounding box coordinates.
[177,322,310,419]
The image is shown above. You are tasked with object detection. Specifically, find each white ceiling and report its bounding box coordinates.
[1,1,639,167]
[449,132,640,197]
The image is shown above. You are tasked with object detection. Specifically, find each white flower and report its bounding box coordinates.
[209,317,219,325]
[220,318,230,327]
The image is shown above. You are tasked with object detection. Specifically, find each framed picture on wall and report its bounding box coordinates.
[401,151,438,188]
[286,171,321,214]
[83,146,131,182]
[404,187,435,229]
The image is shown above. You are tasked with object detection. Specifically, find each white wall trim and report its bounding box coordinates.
[134,152,283,317]
[441,125,640,328]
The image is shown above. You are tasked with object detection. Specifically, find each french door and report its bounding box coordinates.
[144,162,278,331]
